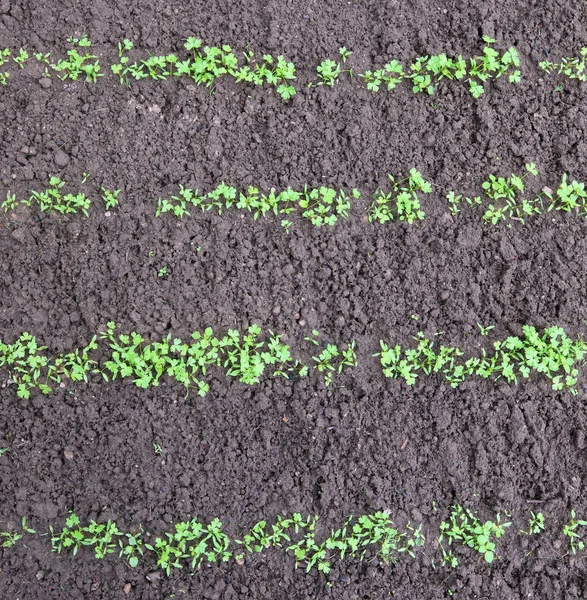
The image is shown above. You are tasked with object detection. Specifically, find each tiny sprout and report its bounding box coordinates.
[153,442,163,456]
[477,323,495,336]
[520,511,545,535]
[101,188,120,209]
[158,265,168,277]
[339,47,352,63]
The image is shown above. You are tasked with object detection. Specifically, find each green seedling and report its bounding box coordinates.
[545,174,587,216]
[1,176,93,216]
[34,51,52,65]
[156,182,358,228]
[13,48,29,68]
[481,163,540,224]
[563,510,587,554]
[540,47,587,82]
[158,265,168,277]
[0,447,8,456]
[0,47,11,85]
[0,516,35,548]
[145,518,232,575]
[153,442,163,455]
[376,325,586,393]
[119,531,144,567]
[305,331,357,386]
[446,191,482,216]
[101,188,120,209]
[359,60,405,92]
[439,505,510,565]
[316,58,341,86]
[52,36,102,82]
[467,37,521,97]
[339,46,352,63]
[369,168,432,224]
[315,48,352,86]
[339,341,358,373]
[520,512,545,535]
[1,530,23,548]
[477,323,495,336]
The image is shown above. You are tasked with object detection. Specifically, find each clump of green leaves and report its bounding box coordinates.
[1,517,35,548]
[100,322,221,397]
[408,53,466,95]
[563,510,587,554]
[101,188,120,209]
[13,48,29,68]
[145,518,232,575]
[521,512,545,535]
[235,50,296,99]
[2,176,93,216]
[368,169,432,224]
[0,48,11,85]
[540,48,587,82]
[305,330,357,386]
[439,505,510,566]
[315,47,353,86]
[359,60,405,92]
[44,511,421,576]
[50,513,125,559]
[360,38,519,97]
[220,324,295,385]
[448,166,587,225]
[480,163,540,224]
[377,325,586,394]
[112,37,296,99]
[51,35,102,82]
[466,37,521,97]
[545,174,587,216]
[446,191,482,216]
[156,182,359,228]
[0,332,98,399]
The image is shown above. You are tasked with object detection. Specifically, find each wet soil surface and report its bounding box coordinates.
[1,0,587,598]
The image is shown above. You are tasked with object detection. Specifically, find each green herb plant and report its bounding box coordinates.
[112,37,296,99]
[305,330,357,386]
[376,325,586,394]
[13,48,29,68]
[368,169,432,224]
[156,182,359,228]
[563,510,587,554]
[315,47,353,86]
[101,188,120,209]
[1,517,35,548]
[0,48,11,85]
[51,35,102,82]
[540,48,587,82]
[1,177,93,216]
[43,511,422,576]
[439,505,511,566]
[480,163,540,224]
[520,512,545,535]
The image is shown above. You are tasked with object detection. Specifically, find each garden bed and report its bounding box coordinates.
[1,0,587,598]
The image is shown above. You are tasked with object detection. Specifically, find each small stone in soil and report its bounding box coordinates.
[54,150,70,167]
[63,450,74,461]
[123,583,132,594]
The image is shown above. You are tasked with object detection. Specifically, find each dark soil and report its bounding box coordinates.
[2,0,587,598]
